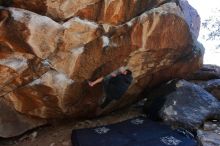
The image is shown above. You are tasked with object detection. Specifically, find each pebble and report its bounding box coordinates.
[203,123,217,131]
[50,142,55,146]
[62,141,70,146]
[31,131,38,138]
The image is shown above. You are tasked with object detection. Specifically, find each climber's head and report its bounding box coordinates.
[119,67,132,76]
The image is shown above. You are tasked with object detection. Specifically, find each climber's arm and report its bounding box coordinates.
[88,76,104,87]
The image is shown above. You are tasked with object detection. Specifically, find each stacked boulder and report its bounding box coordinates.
[144,65,220,146]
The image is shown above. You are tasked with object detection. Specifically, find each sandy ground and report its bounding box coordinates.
[0,104,143,146]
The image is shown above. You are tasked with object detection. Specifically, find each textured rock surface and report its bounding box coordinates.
[159,80,220,129]
[197,121,220,146]
[187,64,220,81]
[187,65,220,100]
[179,0,200,39]
[197,79,220,100]
[0,99,46,138]
[10,0,169,24]
[0,0,203,122]
[144,80,220,129]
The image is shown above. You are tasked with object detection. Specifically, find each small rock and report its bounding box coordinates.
[50,143,55,146]
[62,141,70,146]
[203,122,217,131]
[52,132,58,136]
[19,135,29,142]
[212,119,218,122]
[31,131,38,139]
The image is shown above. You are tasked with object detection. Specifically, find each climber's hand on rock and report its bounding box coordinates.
[111,73,117,77]
[88,81,94,87]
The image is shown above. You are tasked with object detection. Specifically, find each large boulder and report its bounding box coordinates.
[0,0,205,137]
[0,1,203,120]
[145,80,220,129]
[0,0,205,116]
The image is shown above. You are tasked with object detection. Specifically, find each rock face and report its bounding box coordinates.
[10,0,169,24]
[144,80,220,129]
[0,0,203,123]
[0,99,46,138]
[179,0,200,39]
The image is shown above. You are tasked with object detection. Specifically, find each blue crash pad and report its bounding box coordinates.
[71,116,197,146]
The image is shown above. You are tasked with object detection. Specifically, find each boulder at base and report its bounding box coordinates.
[0,99,46,138]
[187,64,220,101]
[144,80,220,129]
[187,64,220,81]
[197,79,220,100]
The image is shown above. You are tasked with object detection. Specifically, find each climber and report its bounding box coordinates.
[88,67,133,108]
